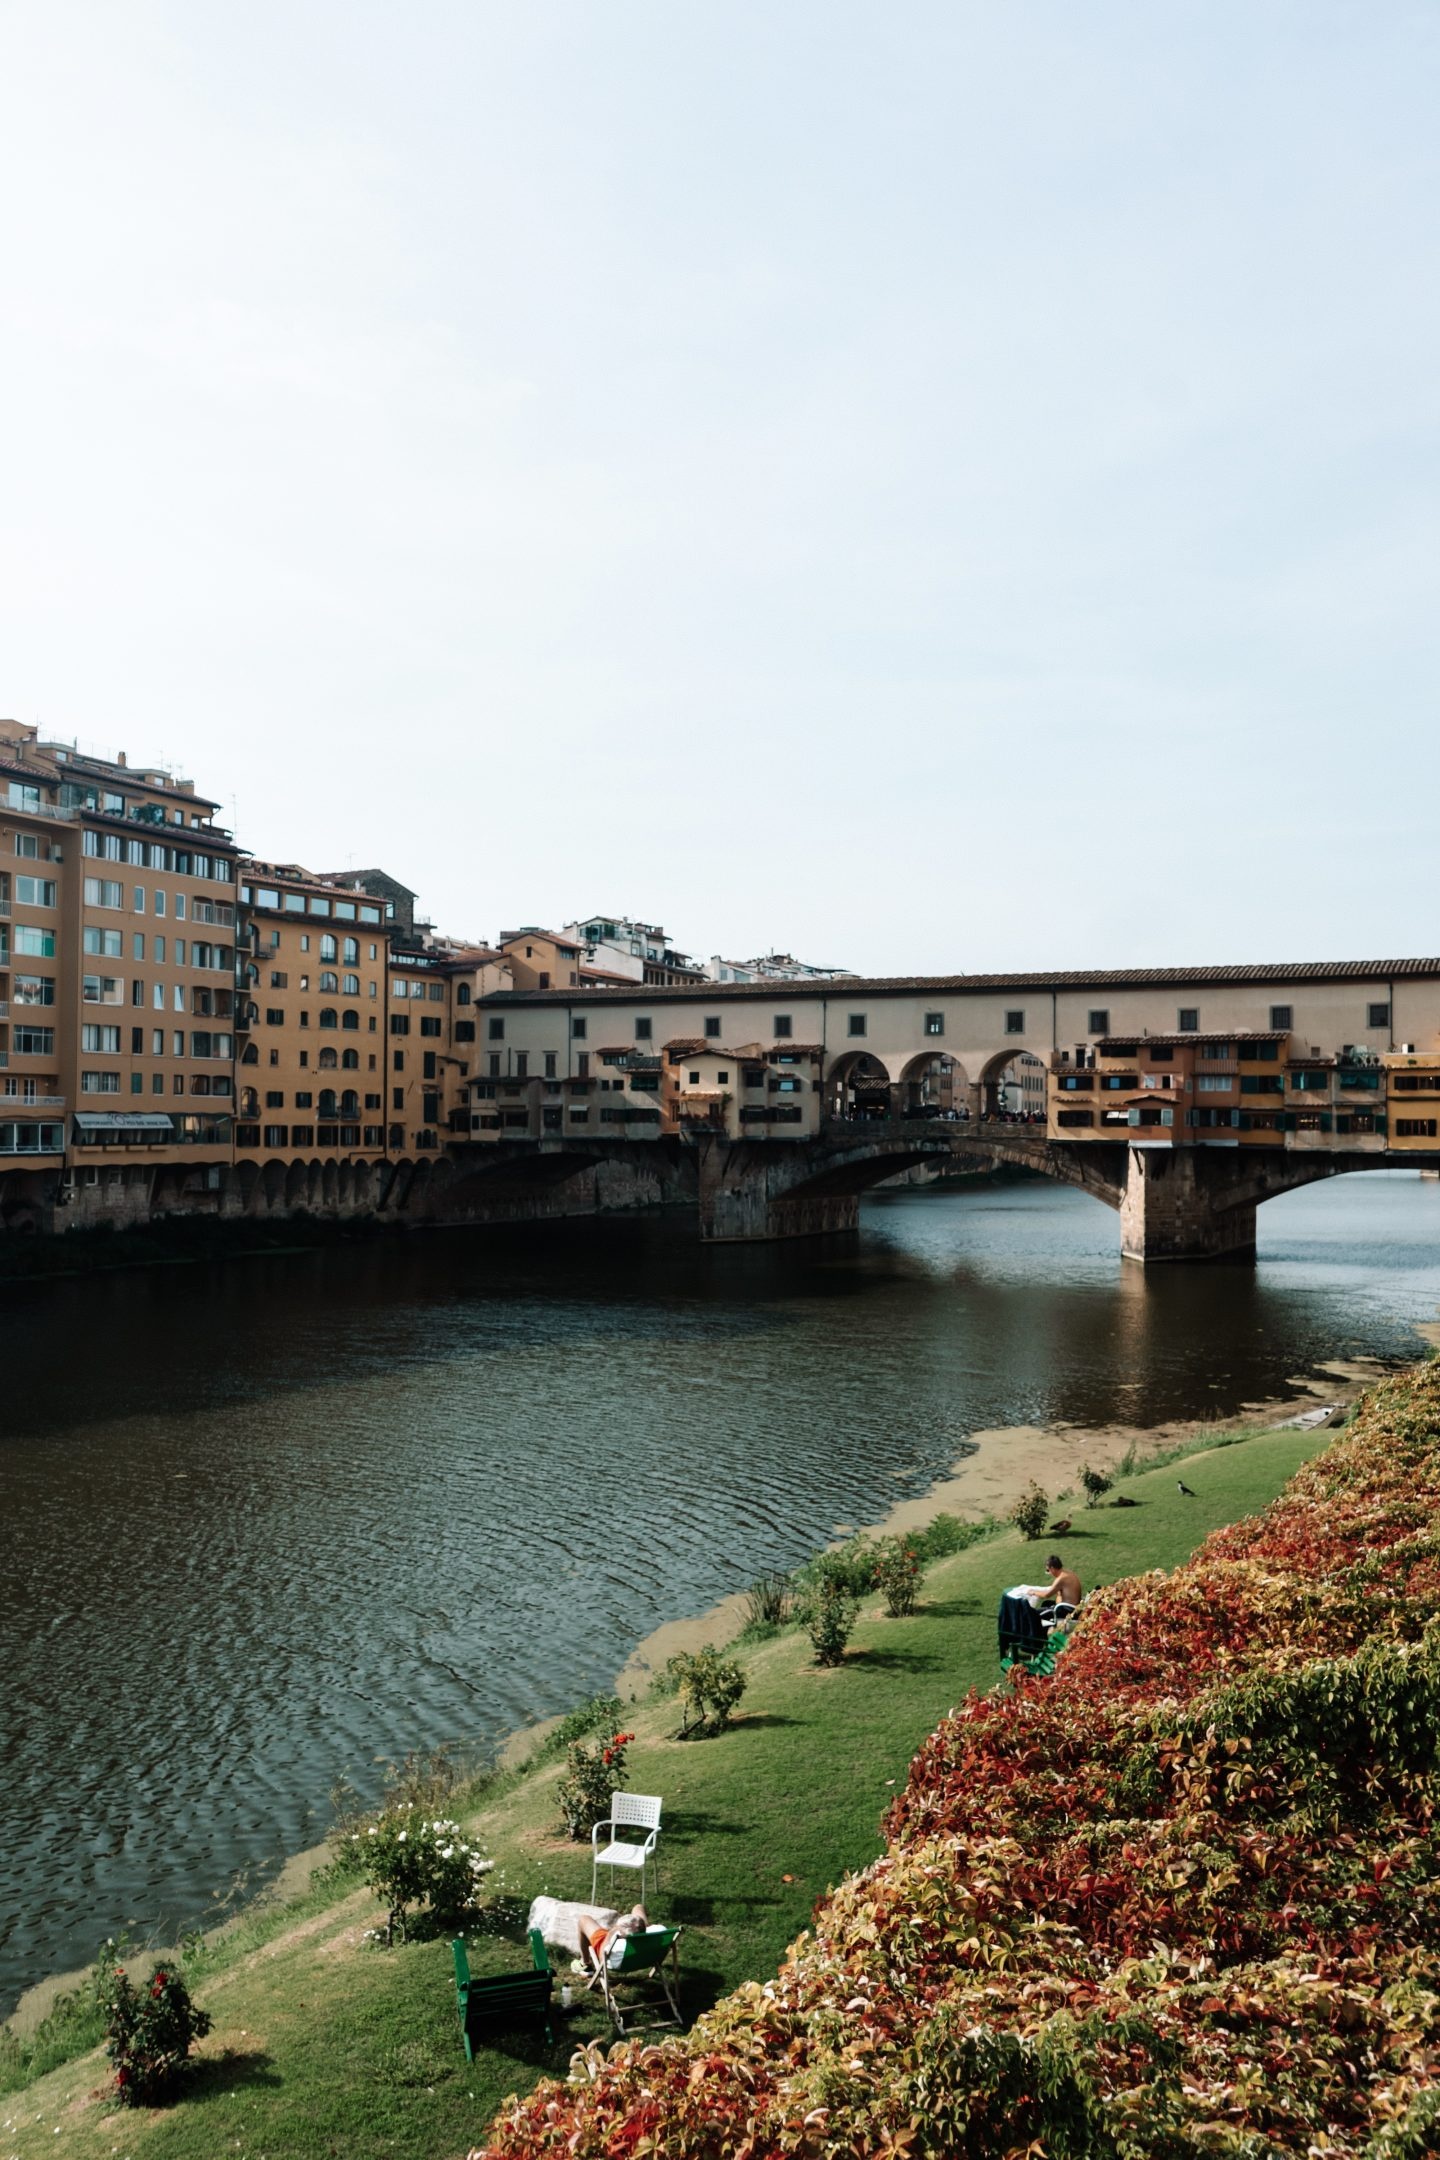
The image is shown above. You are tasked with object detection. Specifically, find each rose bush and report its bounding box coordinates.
[556,1729,635,1839]
[346,1804,494,1943]
[477,1360,1440,2158]
[101,1955,211,2107]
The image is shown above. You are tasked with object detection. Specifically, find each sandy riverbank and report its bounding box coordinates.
[612,1356,1387,1694]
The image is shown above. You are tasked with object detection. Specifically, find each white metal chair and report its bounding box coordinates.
[590,1792,662,1904]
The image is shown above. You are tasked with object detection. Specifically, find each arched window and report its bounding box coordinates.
[341,1048,359,1069]
[318,1089,338,1117]
[319,1007,337,1029]
[340,1089,358,1116]
[341,1009,359,1031]
[318,1046,338,1070]
[342,973,359,995]
[240,1087,259,1116]
[241,1042,259,1065]
[320,934,337,962]
[456,983,472,1005]
[343,937,358,966]
[319,970,338,992]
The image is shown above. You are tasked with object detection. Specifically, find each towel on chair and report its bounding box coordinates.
[526,1894,621,1959]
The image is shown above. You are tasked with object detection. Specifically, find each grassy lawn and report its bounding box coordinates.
[5,1423,1330,2160]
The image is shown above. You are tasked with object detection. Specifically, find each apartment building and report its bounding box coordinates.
[1046,1030,1398,1151]
[1,720,240,1207]
[234,861,392,1159]
[564,915,705,987]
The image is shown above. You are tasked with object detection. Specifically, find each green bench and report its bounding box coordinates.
[451,1936,554,2059]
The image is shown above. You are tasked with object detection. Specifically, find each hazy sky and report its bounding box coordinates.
[2,4,1436,974]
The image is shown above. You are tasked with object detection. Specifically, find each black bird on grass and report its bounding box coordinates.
[1177,1478,1198,1497]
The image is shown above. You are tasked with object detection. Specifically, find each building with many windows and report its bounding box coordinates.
[1,719,240,1216]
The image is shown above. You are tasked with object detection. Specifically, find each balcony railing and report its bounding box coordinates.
[7,1095,65,1110]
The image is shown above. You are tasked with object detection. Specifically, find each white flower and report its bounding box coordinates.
[367,1826,378,1836]
[396,1831,407,1842]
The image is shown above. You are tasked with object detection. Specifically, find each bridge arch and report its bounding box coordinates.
[973,1045,1049,1124]
[897,1050,969,1118]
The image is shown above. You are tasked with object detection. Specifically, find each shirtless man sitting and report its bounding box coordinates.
[1044,1553,1083,1612]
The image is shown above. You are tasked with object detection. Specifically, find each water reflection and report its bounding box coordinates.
[1,1171,1437,2010]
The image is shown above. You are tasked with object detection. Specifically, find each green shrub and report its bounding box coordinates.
[871,1536,922,1616]
[742,1573,791,1630]
[345,1805,495,1942]
[1080,1464,1112,1507]
[667,1645,748,1734]
[795,1535,875,1600]
[1009,1482,1049,1540]
[798,1579,860,1666]
[556,1728,635,1840]
[910,1513,999,1562]
[100,1953,212,2107]
[545,1693,624,1756]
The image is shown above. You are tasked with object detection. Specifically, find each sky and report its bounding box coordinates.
[1,2,1436,976]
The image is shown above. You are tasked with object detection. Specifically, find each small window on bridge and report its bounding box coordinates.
[848,1013,867,1037]
[924,1012,944,1035]
[635,1017,653,1039]
[572,1016,587,1039]
[1087,1008,1109,1035]
[704,1015,721,1037]
[1270,1005,1293,1031]
[1368,1002,1391,1030]
[774,1015,793,1037]
[1177,1007,1199,1032]
[1005,1010,1024,1035]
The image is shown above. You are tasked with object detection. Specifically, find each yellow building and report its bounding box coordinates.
[1384,1050,1440,1151]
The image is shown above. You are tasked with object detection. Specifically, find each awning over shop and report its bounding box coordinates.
[71,1112,176,1137]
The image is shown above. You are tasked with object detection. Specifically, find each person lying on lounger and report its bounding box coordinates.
[582,1904,649,1968]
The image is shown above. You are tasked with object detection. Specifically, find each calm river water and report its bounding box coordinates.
[3,1172,1440,2012]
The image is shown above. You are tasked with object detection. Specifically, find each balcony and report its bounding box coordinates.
[9,1095,65,1110]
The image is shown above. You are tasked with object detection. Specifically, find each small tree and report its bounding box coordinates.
[1009,1483,1049,1541]
[667,1645,747,1735]
[347,1805,495,1943]
[556,1729,635,1840]
[1080,1464,1113,1508]
[800,1579,860,1666]
[102,1957,212,2107]
[871,1536,922,1616]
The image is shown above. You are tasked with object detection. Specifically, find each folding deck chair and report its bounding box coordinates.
[577,1921,684,2036]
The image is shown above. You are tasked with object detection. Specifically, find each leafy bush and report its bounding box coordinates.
[909,1512,999,1562]
[666,1645,748,1735]
[797,1578,859,1666]
[480,1357,1440,2160]
[1080,1463,1112,1507]
[871,1535,922,1616]
[544,1693,624,1757]
[556,1729,635,1840]
[794,1534,877,1601]
[100,1953,212,2107]
[1008,1481,1048,1540]
[742,1572,791,1630]
[345,1805,495,1943]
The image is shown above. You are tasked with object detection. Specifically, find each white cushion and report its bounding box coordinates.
[595,1839,649,1869]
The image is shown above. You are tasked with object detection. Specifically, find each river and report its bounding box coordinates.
[3,1170,1439,2014]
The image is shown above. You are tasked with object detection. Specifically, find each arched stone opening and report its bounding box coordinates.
[897,1051,970,1121]
[975,1046,1049,1125]
[826,1050,894,1122]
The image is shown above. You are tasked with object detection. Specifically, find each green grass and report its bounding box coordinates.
[4,1423,1330,2160]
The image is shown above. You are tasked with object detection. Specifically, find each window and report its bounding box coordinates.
[488,1052,501,1077]
[423,1051,437,1080]
[81,1070,121,1093]
[319,970,338,992]
[1197,1075,1233,1093]
[320,933,337,962]
[14,832,38,858]
[133,886,146,913]
[16,876,57,907]
[319,1007,337,1029]
[269,971,287,988]
[704,1016,722,1038]
[12,1025,55,1055]
[81,1024,121,1053]
[454,1019,475,1043]
[456,983,472,1005]
[923,1012,943,1037]
[266,1090,285,1108]
[7,781,41,811]
[419,1015,441,1037]
[154,935,166,962]
[635,1017,653,1040]
[265,1006,284,1026]
[1270,1005,1293,1032]
[1087,1009,1109,1036]
[342,973,359,995]
[130,1071,144,1094]
[1177,1007,1199,1032]
[393,1050,405,1071]
[772,1014,795,1039]
[572,1016,587,1040]
[544,1052,557,1079]
[81,927,120,957]
[263,1125,288,1148]
[83,877,122,908]
[1368,1002,1391,1031]
[343,937,358,966]
[1004,1010,1024,1035]
[389,1013,410,1035]
[848,1013,867,1037]
[153,890,166,916]
[15,975,56,1006]
[1397,1118,1438,1138]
